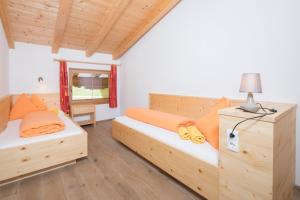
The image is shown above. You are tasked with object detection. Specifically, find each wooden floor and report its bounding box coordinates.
[0,120,300,200]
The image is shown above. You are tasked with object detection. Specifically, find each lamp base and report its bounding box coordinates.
[240,92,260,113]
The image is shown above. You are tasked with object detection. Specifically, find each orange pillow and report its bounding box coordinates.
[31,94,48,111]
[195,98,231,149]
[10,94,39,120]
[125,108,189,132]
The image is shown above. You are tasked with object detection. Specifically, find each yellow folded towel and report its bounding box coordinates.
[177,120,194,140]
[177,121,206,144]
[187,125,206,144]
[178,126,190,140]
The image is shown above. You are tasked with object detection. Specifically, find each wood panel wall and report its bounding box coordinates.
[12,93,60,109]
[1,94,60,134]
[149,93,242,119]
[0,96,12,134]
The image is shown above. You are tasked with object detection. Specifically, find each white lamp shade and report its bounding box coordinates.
[239,73,262,93]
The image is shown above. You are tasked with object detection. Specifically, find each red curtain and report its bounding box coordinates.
[109,64,117,108]
[59,60,70,114]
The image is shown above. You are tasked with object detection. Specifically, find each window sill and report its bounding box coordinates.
[71,98,109,105]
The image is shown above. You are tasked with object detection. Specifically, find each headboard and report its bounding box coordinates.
[12,93,60,109]
[149,93,242,119]
[0,96,12,133]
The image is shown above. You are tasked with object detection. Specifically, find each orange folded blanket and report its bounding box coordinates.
[20,111,65,137]
[125,108,189,132]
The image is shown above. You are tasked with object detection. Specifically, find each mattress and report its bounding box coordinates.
[114,116,219,166]
[0,112,83,149]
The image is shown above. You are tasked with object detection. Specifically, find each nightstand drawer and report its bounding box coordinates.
[72,104,95,115]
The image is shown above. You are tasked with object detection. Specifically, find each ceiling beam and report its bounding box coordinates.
[0,0,14,48]
[85,0,132,57]
[52,0,73,54]
[112,0,181,59]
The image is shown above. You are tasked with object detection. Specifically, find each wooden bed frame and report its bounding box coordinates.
[112,93,241,199]
[0,93,88,185]
[113,121,219,199]
[113,93,297,200]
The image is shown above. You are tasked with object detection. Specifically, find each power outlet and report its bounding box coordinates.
[226,129,239,152]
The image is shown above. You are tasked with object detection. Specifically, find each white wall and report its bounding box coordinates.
[9,42,121,121]
[120,0,300,185]
[0,21,9,97]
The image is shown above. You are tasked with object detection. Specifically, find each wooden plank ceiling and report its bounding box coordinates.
[0,0,181,59]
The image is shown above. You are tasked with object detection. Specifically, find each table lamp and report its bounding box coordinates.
[239,73,262,113]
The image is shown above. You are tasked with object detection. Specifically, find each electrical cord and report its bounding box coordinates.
[229,103,277,138]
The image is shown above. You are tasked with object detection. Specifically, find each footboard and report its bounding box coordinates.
[112,120,219,200]
[0,131,87,184]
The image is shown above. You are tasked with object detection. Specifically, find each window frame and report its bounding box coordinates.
[69,68,110,105]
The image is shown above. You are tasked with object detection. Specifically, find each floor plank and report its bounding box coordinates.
[40,171,66,200]
[0,120,299,200]
[17,174,43,200]
[59,165,93,200]
[0,182,19,199]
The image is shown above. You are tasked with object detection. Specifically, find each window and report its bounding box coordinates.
[69,68,110,104]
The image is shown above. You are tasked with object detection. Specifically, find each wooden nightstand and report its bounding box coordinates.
[218,102,297,200]
[71,103,96,126]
